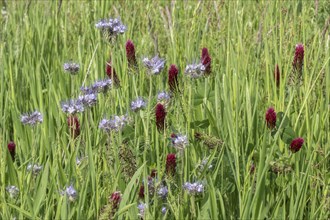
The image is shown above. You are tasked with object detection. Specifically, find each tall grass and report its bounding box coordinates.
[0,1,329,219]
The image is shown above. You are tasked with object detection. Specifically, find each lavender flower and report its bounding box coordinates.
[27,164,43,175]
[63,62,80,74]
[62,185,78,202]
[95,17,126,37]
[21,111,43,125]
[78,94,97,107]
[61,100,84,114]
[99,115,129,133]
[81,79,112,94]
[198,158,213,172]
[171,133,189,151]
[161,207,167,215]
[130,97,147,112]
[142,55,166,75]
[184,63,206,78]
[157,186,168,199]
[6,186,19,198]
[183,182,205,195]
[137,202,146,218]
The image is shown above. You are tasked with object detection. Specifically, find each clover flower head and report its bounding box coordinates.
[21,111,43,125]
[143,55,166,75]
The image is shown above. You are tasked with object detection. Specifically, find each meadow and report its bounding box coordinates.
[0,0,329,219]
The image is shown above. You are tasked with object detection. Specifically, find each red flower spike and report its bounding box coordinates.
[126,40,137,68]
[150,169,157,178]
[110,191,122,209]
[106,60,120,86]
[292,44,304,73]
[274,64,280,87]
[67,116,80,139]
[7,141,16,160]
[168,64,179,92]
[265,107,276,129]
[155,103,166,132]
[201,48,211,75]
[166,153,176,175]
[138,185,145,199]
[290,137,304,153]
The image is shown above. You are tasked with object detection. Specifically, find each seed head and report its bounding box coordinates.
[290,137,304,153]
[201,48,211,75]
[166,153,176,175]
[265,107,276,129]
[67,116,80,138]
[155,103,166,131]
[274,64,280,87]
[7,141,16,160]
[168,64,179,92]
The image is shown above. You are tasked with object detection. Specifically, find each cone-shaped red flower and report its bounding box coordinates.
[265,107,276,129]
[110,191,122,209]
[67,116,80,139]
[155,103,166,132]
[106,60,120,86]
[168,64,179,92]
[138,185,145,199]
[7,141,16,160]
[150,169,157,178]
[201,48,211,75]
[290,137,304,153]
[126,40,137,69]
[274,64,280,87]
[166,153,176,175]
[292,44,304,73]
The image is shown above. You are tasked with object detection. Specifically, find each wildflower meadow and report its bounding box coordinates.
[1,1,330,219]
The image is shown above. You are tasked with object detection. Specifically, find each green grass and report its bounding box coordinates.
[0,0,329,219]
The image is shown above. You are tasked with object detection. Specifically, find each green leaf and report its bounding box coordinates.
[190,119,210,129]
[33,161,50,216]
[281,127,296,144]
[276,112,291,128]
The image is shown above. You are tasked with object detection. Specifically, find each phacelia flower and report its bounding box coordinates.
[95,17,126,37]
[143,55,166,75]
[126,40,138,69]
[7,141,16,160]
[78,94,98,107]
[155,103,166,131]
[274,64,280,87]
[81,79,112,94]
[292,44,304,73]
[290,137,304,153]
[157,186,168,199]
[131,97,147,112]
[6,186,19,198]
[63,62,80,74]
[201,48,211,75]
[27,164,43,175]
[197,158,213,172]
[183,182,205,195]
[61,99,84,114]
[20,111,43,126]
[170,133,189,151]
[106,60,120,86]
[110,191,122,209]
[137,202,146,218]
[184,63,205,78]
[265,107,276,129]
[166,153,176,175]
[67,116,80,138]
[161,207,167,215]
[157,91,171,104]
[99,115,129,133]
[63,185,78,202]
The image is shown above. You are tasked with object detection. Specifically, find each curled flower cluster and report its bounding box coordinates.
[157,91,171,103]
[81,79,112,94]
[63,61,80,74]
[95,17,126,37]
[137,202,146,218]
[143,55,166,75]
[171,133,189,151]
[27,164,43,175]
[183,182,205,195]
[99,115,130,133]
[157,185,168,199]
[61,99,85,114]
[6,185,19,198]
[78,94,98,107]
[62,185,78,202]
[184,63,206,78]
[130,97,147,112]
[21,111,43,126]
